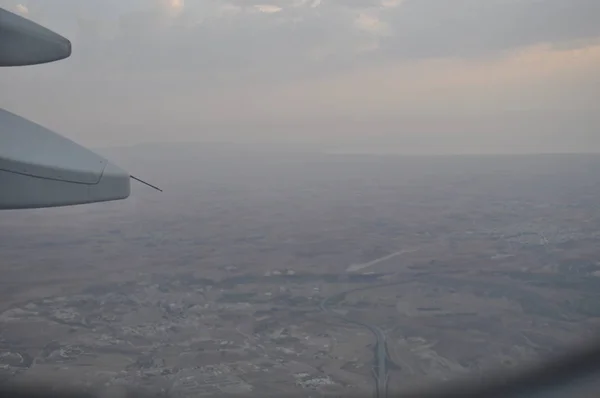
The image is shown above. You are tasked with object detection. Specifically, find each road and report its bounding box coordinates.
[320,285,390,398]
[320,248,420,397]
[346,248,419,272]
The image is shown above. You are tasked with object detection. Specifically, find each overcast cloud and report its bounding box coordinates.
[0,0,599,153]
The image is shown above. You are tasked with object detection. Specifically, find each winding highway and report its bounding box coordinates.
[320,284,392,398]
[320,248,419,397]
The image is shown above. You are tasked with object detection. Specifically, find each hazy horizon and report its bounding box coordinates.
[95,139,600,156]
[1,0,599,154]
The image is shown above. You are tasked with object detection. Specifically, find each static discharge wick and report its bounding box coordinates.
[130,175,163,192]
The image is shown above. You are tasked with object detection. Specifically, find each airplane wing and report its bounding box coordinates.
[0,7,157,210]
[0,108,131,209]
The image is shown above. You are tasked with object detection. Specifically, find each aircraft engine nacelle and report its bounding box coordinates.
[0,7,71,66]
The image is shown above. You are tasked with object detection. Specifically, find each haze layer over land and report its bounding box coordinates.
[1,145,600,396]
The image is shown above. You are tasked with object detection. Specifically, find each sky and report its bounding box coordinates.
[0,0,599,154]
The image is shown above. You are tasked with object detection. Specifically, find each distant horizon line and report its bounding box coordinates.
[93,141,600,157]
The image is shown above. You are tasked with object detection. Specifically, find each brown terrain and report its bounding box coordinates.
[1,146,600,397]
